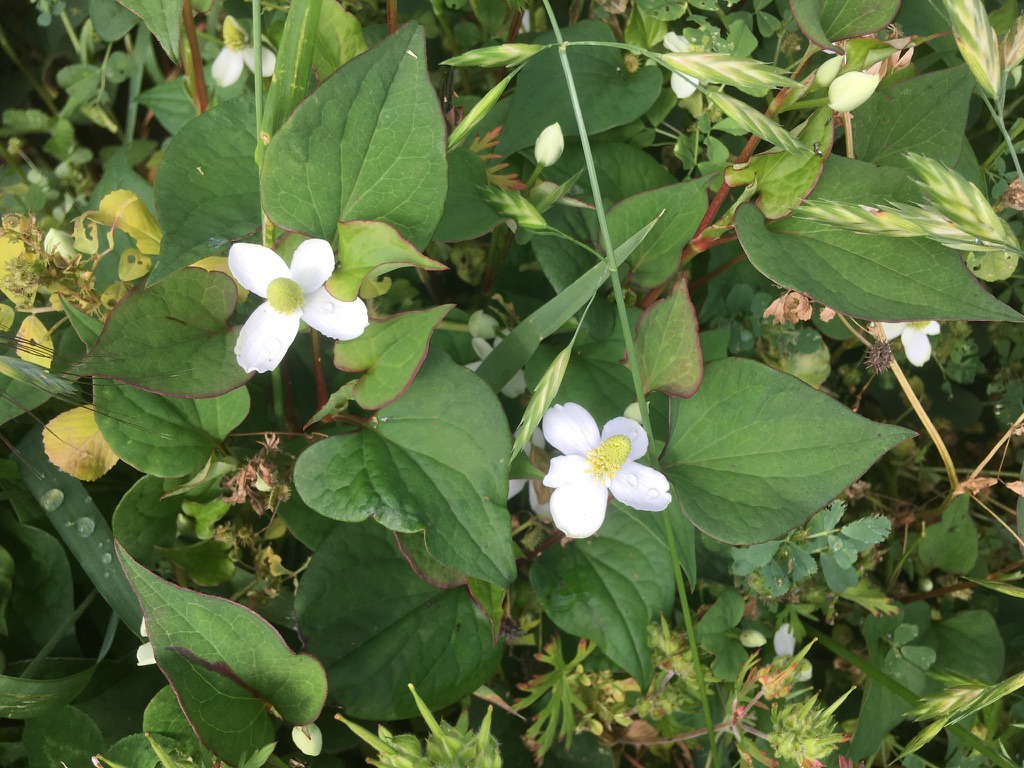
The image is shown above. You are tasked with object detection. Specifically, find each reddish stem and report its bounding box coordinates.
[181,0,208,113]
[310,330,329,411]
[386,0,398,34]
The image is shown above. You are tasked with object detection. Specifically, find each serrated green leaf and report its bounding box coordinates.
[295,351,515,586]
[661,358,914,544]
[117,545,328,765]
[261,24,447,249]
[295,522,501,719]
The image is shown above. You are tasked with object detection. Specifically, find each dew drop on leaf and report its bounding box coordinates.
[39,488,64,511]
[74,516,96,537]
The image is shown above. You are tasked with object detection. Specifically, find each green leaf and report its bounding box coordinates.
[117,0,183,62]
[661,358,914,544]
[633,277,702,397]
[791,0,899,50]
[0,667,95,719]
[529,506,674,687]
[295,522,502,719]
[0,368,52,428]
[158,539,235,586]
[74,268,250,397]
[735,184,1023,323]
[88,0,139,41]
[23,705,104,768]
[95,384,248,477]
[929,610,1004,683]
[333,305,452,410]
[325,220,447,301]
[434,147,504,242]
[918,495,978,574]
[854,68,974,170]
[607,181,707,289]
[17,429,145,635]
[152,97,260,282]
[496,21,663,155]
[117,545,328,765]
[294,351,516,586]
[143,686,209,762]
[313,0,367,79]
[695,588,746,678]
[262,24,447,249]
[112,475,179,566]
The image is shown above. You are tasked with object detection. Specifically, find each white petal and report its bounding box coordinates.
[902,330,933,366]
[508,478,526,499]
[242,46,277,78]
[471,336,494,361]
[234,302,301,373]
[136,642,156,666]
[879,322,907,341]
[542,403,600,457]
[671,73,698,99]
[228,243,289,297]
[528,481,551,518]
[139,618,148,638]
[921,321,941,336]
[609,462,671,511]
[544,454,589,489]
[663,32,691,53]
[774,623,796,656]
[549,480,608,538]
[500,369,527,398]
[212,47,245,88]
[300,287,369,341]
[289,239,336,293]
[602,417,649,462]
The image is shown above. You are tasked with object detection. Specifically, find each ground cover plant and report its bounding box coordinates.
[1,0,1024,765]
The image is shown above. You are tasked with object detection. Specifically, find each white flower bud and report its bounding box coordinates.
[468,310,500,340]
[739,629,767,648]
[292,723,323,757]
[623,402,644,424]
[44,228,76,259]
[828,71,880,112]
[534,123,564,167]
[814,55,844,88]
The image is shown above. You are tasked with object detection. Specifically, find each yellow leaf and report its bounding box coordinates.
[191,256,249,300]
[118,247,151,281]
[0,304,13,331]
[91,190,162,256]
[43,406,119,481]
[15,316,53,370]
[0,234,36,308]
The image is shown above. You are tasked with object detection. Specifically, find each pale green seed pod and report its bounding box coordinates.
[827,71,880,112]
[740,629,768,648]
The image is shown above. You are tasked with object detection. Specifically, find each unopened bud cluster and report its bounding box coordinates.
[767,691,851,768]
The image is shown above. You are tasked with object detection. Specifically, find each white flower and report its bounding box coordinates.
[228,239,369,374]
[773,623,812,683]
[541,403,671,538]
[663,32,700,99]
[880,321,941,367]
[211,16,277,88]
[534,123,564,167]
[137,618,156,667]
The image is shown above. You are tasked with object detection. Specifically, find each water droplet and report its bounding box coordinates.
[626,473,639,487]
[74,516,96,537]
[646,488,661,500]
[39,488,64,511]
[103,572,110,579]
[100,552,112,565]
[319,302,335,314]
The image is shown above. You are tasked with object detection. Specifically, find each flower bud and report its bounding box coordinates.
[828,71,880,112]
[292,723,323,757]
[740,629,768,648]
[468,310,500,340]
[222,15,247,50]
[623,402,644,424]
[534,123,564,167]
[814,55,844,88]
[44,228,76,259]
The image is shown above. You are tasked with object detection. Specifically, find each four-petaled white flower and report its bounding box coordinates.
[663,32,700,99]
[880,321,941,367]
[541,403,671,538]
[212,15,277,89]
[136,618,156,667]
[229,239,369,374]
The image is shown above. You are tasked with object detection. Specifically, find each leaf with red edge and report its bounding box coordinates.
[633,277,703,398]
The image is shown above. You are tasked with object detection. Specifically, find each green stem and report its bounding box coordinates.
[124,28,148,143]
[59,11,86,63]
[540,3,720,765]
[22,591,97,679]
[252,0,264,139]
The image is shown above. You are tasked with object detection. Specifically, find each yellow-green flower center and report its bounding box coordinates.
[222,16,247,51]
[266,277,304,314]
[586,435,631,484]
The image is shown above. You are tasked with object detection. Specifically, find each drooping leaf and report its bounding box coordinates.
[92,189,162,256]
[261,24,447,249]
[42,406,119,481]
[117,545,328,765]
[152,97,260,282]
[333,305,452,410]
[116,0,183,62]
[294,351,516,586]
[74,268,250,397]
[95,383,248,477]
[0,667,95,719]
[295,522,502,719]
[661,358,913,543]
[633,277,703,398]
[530,507,674,687]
